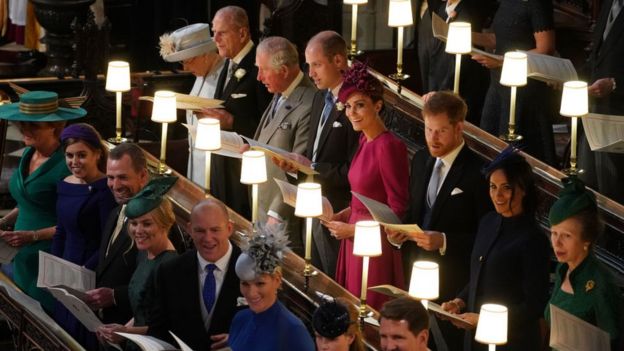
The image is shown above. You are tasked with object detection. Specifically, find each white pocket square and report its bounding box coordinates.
[451,187,464,196]
[231,93,247,99]
[332,121,342,128]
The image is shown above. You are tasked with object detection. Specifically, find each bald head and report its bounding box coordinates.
[189,198,233,262]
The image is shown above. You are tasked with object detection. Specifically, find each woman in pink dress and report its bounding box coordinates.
[324,62,408,310]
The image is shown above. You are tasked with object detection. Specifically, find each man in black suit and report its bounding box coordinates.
[147,198,241,351]
[86,144,147,325]
[579,0,624,204]
[389,92,490,350]
[86,143,185,328]
[276,31,359,277]
[201,5,272,218]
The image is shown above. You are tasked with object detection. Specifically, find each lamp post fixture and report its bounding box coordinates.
[105,61,131,144]
[151,91,177,174]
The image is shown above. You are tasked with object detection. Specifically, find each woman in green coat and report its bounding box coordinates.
[546,177,622,349]
[0,91,85,311]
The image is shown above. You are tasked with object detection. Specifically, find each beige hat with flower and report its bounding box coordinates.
[159,23,216,62]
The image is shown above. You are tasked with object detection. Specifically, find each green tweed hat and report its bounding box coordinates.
[0,91,86,122]
[125,176,178,219]
[549,177,597,226]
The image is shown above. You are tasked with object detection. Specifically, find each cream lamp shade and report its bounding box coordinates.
[388,0,413,27]
[446,22,472,54]
[344,0,367,4]
[295,183,323,218]
[151,91,177,123]
[240,150,267,184]
[500,52,527,87]
[475,304,508,345]
[560,81,588,117]
[408,261,439,300]
[353,221,382,257]
[195,118,221,151]
[105,61,131,92]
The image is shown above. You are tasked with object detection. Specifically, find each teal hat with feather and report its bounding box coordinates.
[0,91,86,122]
[125,176,178,219]
[549,177,597,226]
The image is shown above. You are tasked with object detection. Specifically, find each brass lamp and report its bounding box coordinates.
[445,22,472,95]
[353,220,382,323]
[240,150,267,227]
[560,81,588,175]
[194,118,221,194]
[151,91,177,174]
[475,304,508,351]
[344,0,368,59]
[388,0,413,81]
[408,261,439,309]
[105,61,131,144]
[499,52,527,142]
[294,182,323,288]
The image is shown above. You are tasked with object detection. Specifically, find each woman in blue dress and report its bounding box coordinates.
[51,123,116,349]
[229,225,315,351]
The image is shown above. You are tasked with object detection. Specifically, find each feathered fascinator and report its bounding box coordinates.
[312,299,355,338]
[235,223,291,281]
[337,61,384,105]
[158,23,216,62]
[481,145,524,176]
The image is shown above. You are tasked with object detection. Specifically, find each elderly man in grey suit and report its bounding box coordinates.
[253,36,316,255]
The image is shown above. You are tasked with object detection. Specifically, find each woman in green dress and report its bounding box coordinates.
[0,91,85,312]
[96,177,178,349]
[545,177,622,348]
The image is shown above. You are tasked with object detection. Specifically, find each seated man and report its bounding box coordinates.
[147,198,241,350]
[379,297,430,351]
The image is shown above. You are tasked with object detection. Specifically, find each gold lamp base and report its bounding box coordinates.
[389,72,410,81]
[302,260,318,291]
[499,133,523,142]
[563,167,584,176]
[107,136,128,144]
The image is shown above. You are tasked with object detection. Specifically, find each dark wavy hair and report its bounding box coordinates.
[483,148,537,217]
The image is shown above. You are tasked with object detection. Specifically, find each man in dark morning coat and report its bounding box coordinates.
[86,143,186,329]
[579,0,624,204]
[388,92,491,350]
[252,36,316,255]
[201,5,272,218]
[147,198,242,351]
[85,143,148,325]
[276,31,359,277]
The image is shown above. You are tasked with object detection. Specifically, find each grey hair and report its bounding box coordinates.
[258,36,299,69]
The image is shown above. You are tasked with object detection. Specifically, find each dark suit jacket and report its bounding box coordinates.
[402,145,491,301]
[211,44,272,218]
[147,246,242,351]
[588,0,624,115]
[96,206,138,324]
[304,90,359,211]
[458,212,550,351]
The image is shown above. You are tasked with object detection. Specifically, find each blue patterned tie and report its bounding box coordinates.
[202,264,217,313]
[320,90,334,126]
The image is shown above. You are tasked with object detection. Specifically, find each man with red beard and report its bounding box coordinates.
[388,92,491,350]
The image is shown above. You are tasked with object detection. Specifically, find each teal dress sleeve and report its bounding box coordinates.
[9,146,70,312]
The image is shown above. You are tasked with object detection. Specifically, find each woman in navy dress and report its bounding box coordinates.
[51,123,116,349]
[442,149,551,351]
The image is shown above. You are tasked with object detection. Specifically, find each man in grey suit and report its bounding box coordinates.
[253,36,316,255]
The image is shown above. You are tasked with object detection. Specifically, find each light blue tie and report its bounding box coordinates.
[427,159,444,207]
[202,264,217,313]
[320,90,334,126]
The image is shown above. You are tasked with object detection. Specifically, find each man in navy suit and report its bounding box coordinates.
[389,92,490,350]
[147,198,242,350]
[275,31,360,277]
